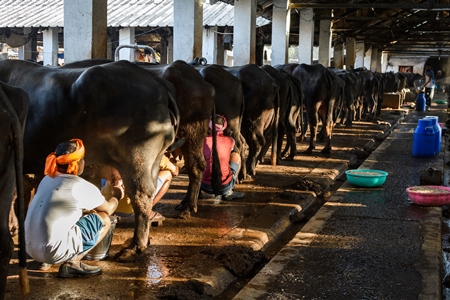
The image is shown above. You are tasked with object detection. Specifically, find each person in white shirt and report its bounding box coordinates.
[422,63,435,107]
[25,138,121,278]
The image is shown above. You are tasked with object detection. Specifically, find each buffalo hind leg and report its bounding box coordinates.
[284,130,297,161]
[174,142,206,218]
[305,121,318,154]
[321,123,333,154]
[0,226,14,299]
[246,131,265,177]
[114,203,153,263]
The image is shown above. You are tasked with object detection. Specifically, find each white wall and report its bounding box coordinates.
[384,55,428,74]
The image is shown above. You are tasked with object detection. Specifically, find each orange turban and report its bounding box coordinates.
[44,138,85,177]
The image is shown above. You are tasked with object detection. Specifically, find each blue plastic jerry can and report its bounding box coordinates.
[412,118,437,157]
[416,92,426,111]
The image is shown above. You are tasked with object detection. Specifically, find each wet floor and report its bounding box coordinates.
[233,98,449,299]
[5,108,410,300]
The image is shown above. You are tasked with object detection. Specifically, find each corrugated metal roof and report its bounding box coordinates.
[0,0,270,28]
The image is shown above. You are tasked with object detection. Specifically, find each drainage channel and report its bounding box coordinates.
[215,171,347,300]
[215,113,406,299]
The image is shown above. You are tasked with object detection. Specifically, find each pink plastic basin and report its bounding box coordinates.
[406,185,450,206]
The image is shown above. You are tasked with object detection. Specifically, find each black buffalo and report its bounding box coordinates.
[0,82,29,299]
[137,61,220,217]
[330,68,363,127]
[276,63,336,154]
[261,65,302,161]
[196,64,247,180]
[0,60,179,258]
[353,68,380,120]
[62,59,221,219]
[224,64,279,177]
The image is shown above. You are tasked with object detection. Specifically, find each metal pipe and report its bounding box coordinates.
[114,43,157,62]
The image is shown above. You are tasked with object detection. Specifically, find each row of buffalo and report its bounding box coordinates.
[0,58,421,298]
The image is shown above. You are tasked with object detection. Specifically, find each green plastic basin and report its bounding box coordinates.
[345,169,388,187]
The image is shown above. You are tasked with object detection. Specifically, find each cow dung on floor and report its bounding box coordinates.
[289,178,324,197]
[156,246,267,300]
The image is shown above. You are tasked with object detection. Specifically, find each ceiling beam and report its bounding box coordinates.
[333,26,450,31]
[316,16,446,21]
[289,2,450,10]
[357,38,450,43]
[384,48,448,51]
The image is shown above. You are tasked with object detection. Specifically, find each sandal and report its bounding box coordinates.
[150,211,165,227]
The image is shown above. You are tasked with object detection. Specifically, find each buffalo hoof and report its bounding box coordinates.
[321,148,332,154]
[236,179,244,184]
[177,210,191,220]
[284,155,295,161]
[304,148,314,155]
[175,201,188,211]
[247,168,256,177]
[114,247,139,263]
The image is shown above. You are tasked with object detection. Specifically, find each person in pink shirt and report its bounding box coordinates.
[201,115,244,200]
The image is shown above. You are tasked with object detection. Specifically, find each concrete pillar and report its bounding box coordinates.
[166,34,174,63]
[107,28,119,61]
[224,50,233,66]
[233,0,256,65]
[256,37,264,66]
[271,0,290,65]
[203,26,218,64]
[364,45,372,68]
[345,37,356,70]
[43,28,59,66]
[0,43,7,60]
[333,40,344,69]
[18,27,33,61]
[157,30,171,64]
[64,0,107,63]
[370,47,378,72]
[118,27,135,61]
[372,47,383,72]
[173,0,203,62]
[216,34,225,65]
[159,37,168,65]
[107,35,113,60]
[355,41,365,68]
[298,8,314,64]
[318,11,332,67]
[381,51,388,72]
